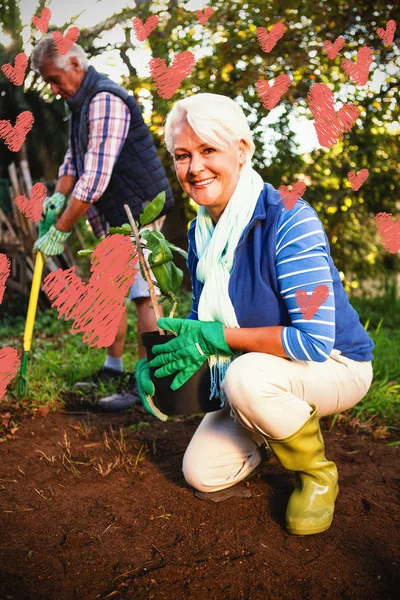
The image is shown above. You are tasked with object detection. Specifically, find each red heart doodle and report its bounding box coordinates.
[0,348,20,402]
[0,253,11,304]
[256,74,291,110]
[31,7,51,33]
[375,213,400,254]
[42,235,139,348]
[257,23,286,53]
[1,53,28,86]
[0,111,35,153]
[149,51,196,99]
[341,46,373,86]
[15,182,47,223]
[377,20,396,46]
[323,36,345,59]
[307,83,360,148]
[52,27,81,56]
[132,16,159,42]
[196,7,213,25]
[0,254,21,401]
[347,169,369,191]
[279,181,307,210]
[295,284,330,320]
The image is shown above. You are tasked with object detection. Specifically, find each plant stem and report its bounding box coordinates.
[168,292,179,319]
[124,205,164,335]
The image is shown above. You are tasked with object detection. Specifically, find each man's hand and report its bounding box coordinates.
[33,225,71,260]
[136,358,167,421]
[149,318,233,390]
[42,192,66,217]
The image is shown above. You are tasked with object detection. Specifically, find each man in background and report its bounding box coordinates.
[31,34,174,411]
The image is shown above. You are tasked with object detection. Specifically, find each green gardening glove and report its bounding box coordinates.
[150,318,233,391]
[33,225,71,259]
[42,192,66,217]
[135,358,168,421]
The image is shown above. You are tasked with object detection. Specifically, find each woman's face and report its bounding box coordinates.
[173,120,246,222]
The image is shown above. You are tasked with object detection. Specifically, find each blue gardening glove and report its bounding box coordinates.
[33,224,71,259]
[150,317,233,391]
[42,192,66,217]
[135,358,168,421]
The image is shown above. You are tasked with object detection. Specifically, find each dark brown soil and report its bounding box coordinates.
[0,403,399,600]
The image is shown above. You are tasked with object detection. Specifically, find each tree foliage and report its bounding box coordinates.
[1,0,399,284]
[0,0,68,177]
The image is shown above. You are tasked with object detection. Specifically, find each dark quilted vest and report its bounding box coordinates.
[67,66,174,226]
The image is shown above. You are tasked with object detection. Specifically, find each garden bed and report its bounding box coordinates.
[0,404,398,599]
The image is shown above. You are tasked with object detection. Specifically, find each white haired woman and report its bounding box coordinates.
[136,93,374,535]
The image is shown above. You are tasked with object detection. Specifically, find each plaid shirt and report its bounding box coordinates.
[59,92,131,237]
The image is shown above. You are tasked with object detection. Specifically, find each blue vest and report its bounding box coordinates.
[67,66,174,226]
[187,183,374,362]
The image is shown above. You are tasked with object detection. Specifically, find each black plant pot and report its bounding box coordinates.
[142,331,223,416]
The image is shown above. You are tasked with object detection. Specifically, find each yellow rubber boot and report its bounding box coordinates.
[268,406,338,535]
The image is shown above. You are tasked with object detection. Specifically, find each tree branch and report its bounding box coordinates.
[119,28,137,77]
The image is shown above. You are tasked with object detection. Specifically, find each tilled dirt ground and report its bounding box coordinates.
[0,402,399,600]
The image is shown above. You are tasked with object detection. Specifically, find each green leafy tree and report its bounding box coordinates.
[1,0,399,284]
[0,0,69,178]
[127,0,399,286]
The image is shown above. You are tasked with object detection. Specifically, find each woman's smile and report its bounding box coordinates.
[190,177,216,188]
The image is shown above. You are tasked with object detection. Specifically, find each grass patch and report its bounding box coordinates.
[2,300,139,412]
[350,279,400,331]
[350,327,400,427]
[348,284,400,427]
[128,421,151,432]
[1,289,193,413]
[1,289,399,428]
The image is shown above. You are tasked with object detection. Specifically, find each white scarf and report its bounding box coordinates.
[195,162,264,405]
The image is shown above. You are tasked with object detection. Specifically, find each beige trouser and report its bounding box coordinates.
[183,351,373,493]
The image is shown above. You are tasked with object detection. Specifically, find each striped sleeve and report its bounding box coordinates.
[85,205,108,239]
[276,200,335,362]
[58,148,77,178]
[72,92,131,203]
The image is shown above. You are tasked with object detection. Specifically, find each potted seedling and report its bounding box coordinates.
[107,193,221,416]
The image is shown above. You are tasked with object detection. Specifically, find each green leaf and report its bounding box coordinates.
[77,248,94,256]
[139,191,166,226]
[151,264,171,295]
[152,262,183,296]
[168,263,184,294]
[108,223,132,236]
[167,241,188,260]
[141,230,173,266]
[386,440,400,447]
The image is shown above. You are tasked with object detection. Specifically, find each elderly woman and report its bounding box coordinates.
[136,93,374,536]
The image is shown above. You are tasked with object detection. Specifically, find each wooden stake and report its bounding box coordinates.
[124,204,164,335]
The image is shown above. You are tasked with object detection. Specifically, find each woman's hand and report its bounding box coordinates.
[149,318,233,390]
[136,358,168,421]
